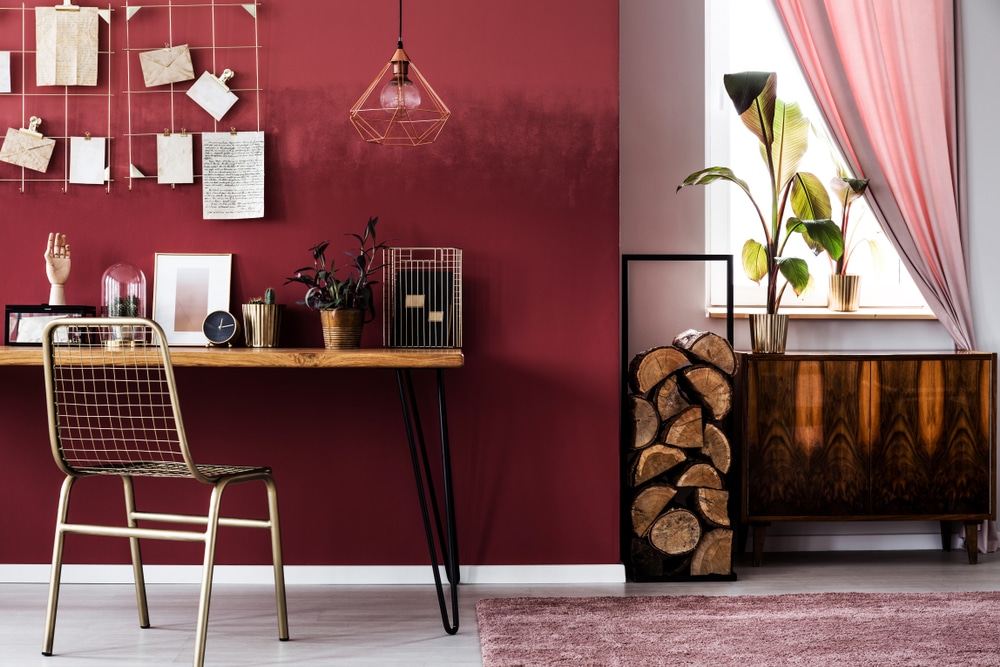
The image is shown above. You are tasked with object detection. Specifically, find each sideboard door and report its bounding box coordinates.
[743,358,869,519]
[870,357,994,517]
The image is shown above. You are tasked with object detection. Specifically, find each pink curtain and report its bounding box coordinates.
[774,0,996,554]
[773,0,975,352]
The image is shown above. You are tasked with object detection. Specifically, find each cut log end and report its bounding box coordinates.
[629,395,660,450]
[629,346,691,395]
[690,529,733,576]
[649,508,702,556]
[672,329,737,376]
[631,444,687,486]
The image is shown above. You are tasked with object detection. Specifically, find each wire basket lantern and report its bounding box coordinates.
[383,247,462,348]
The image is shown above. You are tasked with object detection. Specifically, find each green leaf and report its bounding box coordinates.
[793,218,844,260]
[741,239,769,283]
[678,166,752,198]
[724,72,776,149]
[789,172,832,221]
[771,100,810,194]
[776,256,810,295]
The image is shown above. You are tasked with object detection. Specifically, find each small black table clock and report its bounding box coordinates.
[202,310,241,347]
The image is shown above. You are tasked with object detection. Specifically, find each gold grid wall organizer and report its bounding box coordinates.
[383,247,462,349]
[0,4,115,193]
[123,0,262,189]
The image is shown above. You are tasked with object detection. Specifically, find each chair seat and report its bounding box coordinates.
[75,461,271,480]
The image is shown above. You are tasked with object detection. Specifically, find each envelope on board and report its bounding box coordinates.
[139,44,195,87]
[0,127,56,173]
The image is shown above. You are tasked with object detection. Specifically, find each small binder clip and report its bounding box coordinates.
[20,116,43,139]
[55,0,81,11]
[163,128,171,137]
[84,132,91,140]
[230,127,237,135]
[215,69,235,91]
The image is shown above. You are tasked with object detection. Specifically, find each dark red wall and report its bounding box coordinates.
[0,1,619,567]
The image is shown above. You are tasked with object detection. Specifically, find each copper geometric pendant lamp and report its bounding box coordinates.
[349,0,451,146]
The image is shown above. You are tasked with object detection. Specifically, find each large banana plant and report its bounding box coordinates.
[677,71,844,314]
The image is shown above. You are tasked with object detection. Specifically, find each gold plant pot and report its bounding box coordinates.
[320,308,364,349]
[242,303,284,348]
[828,274,861,312]
[749,313,789,354]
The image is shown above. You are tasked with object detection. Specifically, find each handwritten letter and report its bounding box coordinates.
[36,7,99,87]
[201,131,265,219]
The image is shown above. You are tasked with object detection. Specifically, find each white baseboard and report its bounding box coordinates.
[0,563,627,586]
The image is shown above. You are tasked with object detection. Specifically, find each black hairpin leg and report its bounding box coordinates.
[396,368,459,634]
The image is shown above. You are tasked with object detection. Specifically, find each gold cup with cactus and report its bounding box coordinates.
[242,287,283,348]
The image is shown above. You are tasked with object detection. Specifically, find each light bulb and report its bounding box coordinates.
[380,76,422,110]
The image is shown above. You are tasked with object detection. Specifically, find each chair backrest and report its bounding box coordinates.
[42,317,203,481]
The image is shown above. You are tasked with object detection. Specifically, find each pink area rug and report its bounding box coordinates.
[476,592,1000,666]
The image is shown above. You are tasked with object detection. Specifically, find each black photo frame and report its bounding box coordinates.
[4,304,97,346]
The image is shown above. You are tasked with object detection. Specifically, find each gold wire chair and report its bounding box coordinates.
[40,317,288,666]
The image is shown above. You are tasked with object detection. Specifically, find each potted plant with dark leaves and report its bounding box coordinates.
[285,216,388,349]
[677,71,844,352]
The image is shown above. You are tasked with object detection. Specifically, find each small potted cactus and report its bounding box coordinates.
[242,287,283,348]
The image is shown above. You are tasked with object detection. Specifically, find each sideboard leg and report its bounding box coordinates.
[940,521,952,551]
[964,522,980,564]
[751,522,769,567]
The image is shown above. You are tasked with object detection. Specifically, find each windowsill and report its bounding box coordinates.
[707,306,937,320]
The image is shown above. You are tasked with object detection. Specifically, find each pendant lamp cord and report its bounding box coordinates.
[397,0,404,48]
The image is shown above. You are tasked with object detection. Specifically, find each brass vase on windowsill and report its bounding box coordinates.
[749,313,789,354]
[828,274,861,312]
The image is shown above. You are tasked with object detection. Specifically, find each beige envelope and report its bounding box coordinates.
[0,128,56,173]
[139,44,195,87]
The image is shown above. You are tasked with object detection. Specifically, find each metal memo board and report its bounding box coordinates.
[620,253,734,386]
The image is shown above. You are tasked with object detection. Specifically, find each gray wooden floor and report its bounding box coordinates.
[3,550,999,666]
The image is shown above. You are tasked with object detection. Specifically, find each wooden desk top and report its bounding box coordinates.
[0,345,464,369]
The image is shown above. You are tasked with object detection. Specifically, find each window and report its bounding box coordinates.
[704,0,926,310]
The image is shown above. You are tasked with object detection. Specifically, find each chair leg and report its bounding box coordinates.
[192,482,226,667]
[264,475,289,641]
[42,476,76,656]
[121,476,150,629]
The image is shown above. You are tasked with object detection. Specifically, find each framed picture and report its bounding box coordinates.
[4,304,96,346]
[153,253,232,345]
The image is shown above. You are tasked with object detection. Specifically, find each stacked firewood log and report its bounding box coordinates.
[624,329,737,579]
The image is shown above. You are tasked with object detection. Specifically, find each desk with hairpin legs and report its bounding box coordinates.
[0,345,463,634]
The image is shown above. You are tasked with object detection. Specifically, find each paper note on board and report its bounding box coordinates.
[35,6,100,86]
[69,135,106,184]
[156,133,194,184]
[0,52,10,93]
[186,70,238,121]
[201,131,264,219]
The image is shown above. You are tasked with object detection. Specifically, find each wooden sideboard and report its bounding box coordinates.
[739,351,997,565]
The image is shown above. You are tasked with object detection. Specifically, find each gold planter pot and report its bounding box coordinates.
[828,274,861,312]
[242,303,284,348]
[320,308,364,349]
[749,313,789,354]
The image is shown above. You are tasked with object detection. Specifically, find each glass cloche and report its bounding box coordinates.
[101,261,146,318]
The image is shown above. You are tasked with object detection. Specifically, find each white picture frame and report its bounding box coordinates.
[152,253,232,345]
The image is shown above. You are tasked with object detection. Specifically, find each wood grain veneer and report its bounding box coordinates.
[739,351,997,565]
